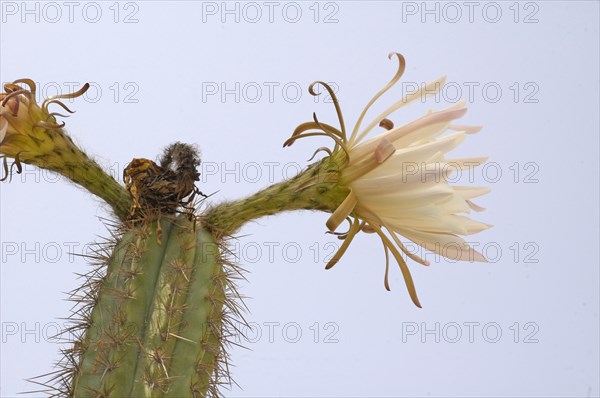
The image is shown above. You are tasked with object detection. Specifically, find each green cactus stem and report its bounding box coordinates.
[71,215,229,397]
[203,153,349,236]
[24,136,131,221]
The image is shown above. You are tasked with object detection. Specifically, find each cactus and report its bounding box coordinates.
[69,216,232,397]
[1,53,491,397]
[47,144,245,397]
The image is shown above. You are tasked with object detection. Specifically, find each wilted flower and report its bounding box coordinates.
[0,79,131,219]
[284,53,490,307]
[0,79,90,179]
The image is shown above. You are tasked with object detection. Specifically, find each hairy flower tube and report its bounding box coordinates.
[281,53,491,307]
[0,79,130,219]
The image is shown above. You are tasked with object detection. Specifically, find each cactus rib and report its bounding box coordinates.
[70,216,227,397]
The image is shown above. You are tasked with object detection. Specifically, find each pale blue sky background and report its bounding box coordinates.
[1,1,599,397]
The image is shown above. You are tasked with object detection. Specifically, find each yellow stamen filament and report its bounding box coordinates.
[325,218,360,270]
[326,190,357,232]
[349,52,406,143]
[370,223,421,308]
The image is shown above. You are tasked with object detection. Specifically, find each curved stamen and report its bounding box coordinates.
[325,217,360,270]
[283,132,337,147]
[381,239,391,291]
[326,190,357,232]
[290,121,343,139]
[326,216,353,238]
[388,228,430,266]
[355,75,447,144]
[3,83,24,93]
[1,89,30,111]
[1,153,25,182]
[361,223,376,234]
[307,146,333,162]
[43,99,76,115]
[42,83,89,113]
[12,152,23,174]
[12,79,37,99]
[370,222,421,308]
[0,157,8,181]
[48,112,71,119]
[308,81,347,138]
[349,52,406,144]
[283,131,349,160]
[312,113,350,159]
[35,120,66,130]
[3,90,34,116]
[312,112,344,139]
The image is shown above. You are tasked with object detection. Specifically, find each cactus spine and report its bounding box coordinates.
[71,216,229,397]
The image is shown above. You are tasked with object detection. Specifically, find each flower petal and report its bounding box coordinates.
[349,52,406,143]
[374,138,396,164]
[393,227,488,262]
[354,75,447,143]
[349,107,468,165]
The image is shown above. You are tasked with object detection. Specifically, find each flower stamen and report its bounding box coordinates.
[11,79,37,96]
[388,228,430,267]
[349,52,406,144]
[325,217,353,238]
[41,83,90,114]
[374,138,395,164]
[311,113,350,159]
[325,217,361,270]
[43,99,77,115]
[370,222,421,308]
[308,81,347,138]
[326,190,357,232]
[1,89,30,110]
[381,240,391,291]
[307,146,333,162]
[379,118,394,130]
[35,120,66,130]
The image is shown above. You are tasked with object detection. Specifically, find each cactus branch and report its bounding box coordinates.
[202,153,349,236]
[0,80,131,220]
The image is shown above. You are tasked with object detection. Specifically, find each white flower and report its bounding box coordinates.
[285,53,490,307]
